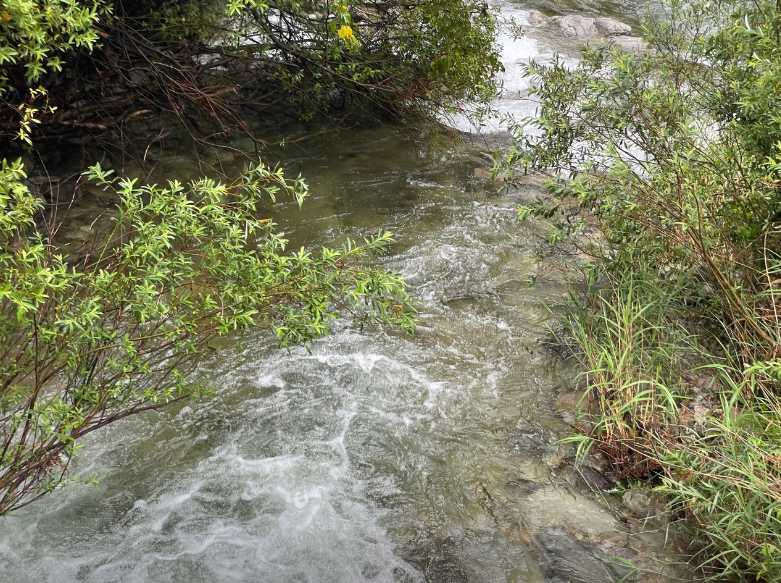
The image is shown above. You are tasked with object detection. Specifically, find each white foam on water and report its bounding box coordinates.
[443,1,550,133]
[444,0,583,135]
[257,371,287,389]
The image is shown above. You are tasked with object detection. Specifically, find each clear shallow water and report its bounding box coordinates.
[1,4,689,583]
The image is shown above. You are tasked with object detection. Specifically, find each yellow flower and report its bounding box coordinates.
[337,24,354,42]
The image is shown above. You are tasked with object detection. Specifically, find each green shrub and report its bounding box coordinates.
[0,0,104,90]
[0,0,107,143]
[0,158,414,514]
[220,0,502,116]
[508,0,781,579]
[0,0,501,144]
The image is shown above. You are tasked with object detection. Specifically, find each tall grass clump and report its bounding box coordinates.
[564,268,692,478]
[507,0,781,579]
[661,370,781,580]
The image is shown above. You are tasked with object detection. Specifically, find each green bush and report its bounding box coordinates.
[0,0,106,143]
[0,0,104,90]
[508,0,781,579]
[0,158,413,514]
[0,0,501,144]
[222,0,502,116]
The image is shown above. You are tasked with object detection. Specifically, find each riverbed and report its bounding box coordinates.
[0,2,690,581]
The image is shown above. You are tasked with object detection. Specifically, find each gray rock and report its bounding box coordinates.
[535,529,637,583]
[555,15,599,38]
[553,14,634,41]
[581,464,614,491]
[559,463,614,493]
[525,9,547,27]
[595,17,632,36]
[622,487,664,518]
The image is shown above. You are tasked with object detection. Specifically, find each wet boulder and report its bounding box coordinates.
[595,17,633,36]
[553,15,632,39]
[554,15,599,38]
[535,529,637,583]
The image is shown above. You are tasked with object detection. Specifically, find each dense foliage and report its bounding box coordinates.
[508,0,781,579]
[0,0,501,144]
[224,0,501,116]
[0,0,103,90]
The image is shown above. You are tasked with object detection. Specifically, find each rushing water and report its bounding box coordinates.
[1,2,690,582]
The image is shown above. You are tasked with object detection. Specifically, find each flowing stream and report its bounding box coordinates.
[1,2,690,582]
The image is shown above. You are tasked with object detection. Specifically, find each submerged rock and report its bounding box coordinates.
[506,477,544,496]
[405,536,469,583]
[525,9,547,27]
[612,35,648,51]
[523,486,622,541]
[535,528,636,583]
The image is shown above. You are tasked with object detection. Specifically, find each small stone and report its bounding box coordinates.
[622,487,662,518]
[578,465,614,492]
